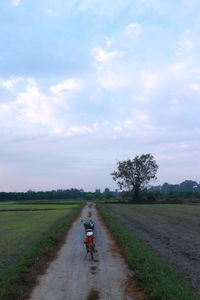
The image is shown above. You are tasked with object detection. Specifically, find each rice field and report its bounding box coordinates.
[0,201,80,274]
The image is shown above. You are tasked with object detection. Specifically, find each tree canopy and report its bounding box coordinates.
[111,154,158,202]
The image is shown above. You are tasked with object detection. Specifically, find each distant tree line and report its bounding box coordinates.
[0,180,200,203]
[143,180,200,203]
[150,180,200,193]
[118,179,200,203]
[0,188,118,202]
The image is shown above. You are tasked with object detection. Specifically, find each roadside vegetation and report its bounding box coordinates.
[0,201,83,300]
[97,204,199,300]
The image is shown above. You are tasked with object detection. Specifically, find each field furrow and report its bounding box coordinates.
[105,204,200,294]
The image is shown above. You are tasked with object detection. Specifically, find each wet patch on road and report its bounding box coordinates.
[90,266,98,275]
[87,289,100,300]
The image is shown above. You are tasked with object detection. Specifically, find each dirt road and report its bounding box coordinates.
[29,203,144,300]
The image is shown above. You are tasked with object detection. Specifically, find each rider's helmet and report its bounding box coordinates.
[89,220,94,228]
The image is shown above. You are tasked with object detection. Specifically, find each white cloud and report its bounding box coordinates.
[170,98,180,105]
[92,44,131,90]
[0,103,11,114]
[12,0,21,6]
[136,0,170,14]
[92,47,118,63]
[0,78,69,136]
[2,0,200,192]
[50,78,81,96]
[138,70,160,100]
[188,83,200,91]
[176,30,195,57]
[17,85,54,126]
[138,113,149,121]
[124,120,134,130]
[45,8,59,17]
[124,23,142,38]
[0,77,100,140]
[176,39,194,56]
[70,121,99,134]
[113,125,123,132]
[98,71,130,90]
[105,36,113,48]
[79,0,133,18]
[179,143,189,149]
[0,77,23,91]
[0,81,63,133]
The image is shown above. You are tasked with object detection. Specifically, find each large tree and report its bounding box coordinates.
[111,154,158,202]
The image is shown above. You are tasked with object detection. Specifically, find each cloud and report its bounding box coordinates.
[79,0,133,18]
[170,98,180,105]
[0,77,23,91]
[188,83,200,92]
[92,46,131,90]
[124,120,134,130]
[124,23,142,38]
[138,70,161,100]
[92,48,118,63]
[0,77,97,140]
[0,80,59,131]
[136,0,171,14]
[45,8,59,17]
[50,78,81,96]
[12,0,21,6]
[0,78,73,139]
[1,1,200,191]
[176,30,195,57]
[70,121,99,134]
[17,85,55,126]
[113,125,123,132]
[105,36,113,48]
[97,71,130,90]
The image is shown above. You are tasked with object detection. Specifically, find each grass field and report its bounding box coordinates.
[102,204,200,297]
[0,200,83,300]
[0,201,80,274]
[0,200,79,210]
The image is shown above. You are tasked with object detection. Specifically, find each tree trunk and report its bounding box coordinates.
[132,186,140,203]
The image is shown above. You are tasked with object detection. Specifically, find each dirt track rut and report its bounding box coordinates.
[29,203,144,300]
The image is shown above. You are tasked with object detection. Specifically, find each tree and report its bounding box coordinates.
[111,154,158,202]
[179,180,198,192]
[103,188,112,200]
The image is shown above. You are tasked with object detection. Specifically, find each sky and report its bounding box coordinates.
[0,0,200,192]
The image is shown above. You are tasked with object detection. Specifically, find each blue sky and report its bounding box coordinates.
[0,0,200,192]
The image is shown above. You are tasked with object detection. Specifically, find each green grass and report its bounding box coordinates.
[0,206,78,272]
[0,203,83,300]
[97,204,199,300]
[0,201,80,210]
